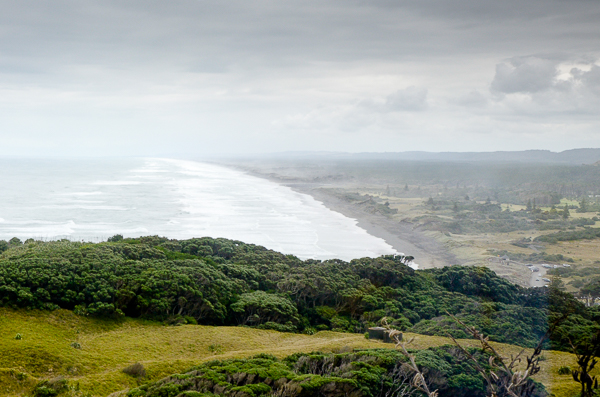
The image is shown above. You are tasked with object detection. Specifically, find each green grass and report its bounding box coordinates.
[0,308,588,397]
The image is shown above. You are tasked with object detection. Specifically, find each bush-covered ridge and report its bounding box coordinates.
[0,236,590,350]
[127,348,547,397]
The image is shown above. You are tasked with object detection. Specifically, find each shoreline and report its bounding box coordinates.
[212,161,539,285]
[205,160,458,268]
[284,183,459,269]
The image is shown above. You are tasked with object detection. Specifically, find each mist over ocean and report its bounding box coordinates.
[0,157,397,261]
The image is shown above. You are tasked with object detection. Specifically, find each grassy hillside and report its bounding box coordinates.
[0,238,570,350]
[0,308,586,397]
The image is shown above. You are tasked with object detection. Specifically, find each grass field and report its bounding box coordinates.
[0,307,588,397]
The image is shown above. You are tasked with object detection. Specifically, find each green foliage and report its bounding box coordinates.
[231,291,300,327]
[558,366,571,375]
[107,234,124,242]
[32,377,68,397]
[535,227,600,243]
[129,346,544,397]
[183,315,198,325]
[0,236,594,351]
[207,344,224,355]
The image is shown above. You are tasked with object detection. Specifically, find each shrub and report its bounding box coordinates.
[123,363,147,378]
[108,234,124,242]
[33,377,68,397]
[70,342,81,349]
[303,327,316,335]
[184,315,197,325]
[207,344,224,355]
[558,366,571,375]
[14,333,22,340]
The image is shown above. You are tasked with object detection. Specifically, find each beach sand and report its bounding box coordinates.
[213,161,458,268]
[281,182,458,269]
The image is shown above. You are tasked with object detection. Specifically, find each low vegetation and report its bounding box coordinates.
[127,347,530,397]
[0,236,588,349]
[1,236,600,396]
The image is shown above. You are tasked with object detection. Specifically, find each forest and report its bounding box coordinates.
[0,236,594,352]
[4,236,600,396]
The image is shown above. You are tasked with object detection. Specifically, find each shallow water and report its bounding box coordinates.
[0,157,398,261]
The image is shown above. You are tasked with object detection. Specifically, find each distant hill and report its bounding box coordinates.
[243,148,600,165]
[350,148,600,164]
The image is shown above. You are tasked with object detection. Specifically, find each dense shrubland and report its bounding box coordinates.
[127,347,547,397]
[0,236,592,353]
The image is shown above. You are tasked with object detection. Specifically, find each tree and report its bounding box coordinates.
[571,329,600,397]
[108,234,124,242]
[465,195,470,201]
[230,291,300,326]
[526,199,532,211]
[405,184,409,191]
[579,197,589,213]
[563,204,570,219]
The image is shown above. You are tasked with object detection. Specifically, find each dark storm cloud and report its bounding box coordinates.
[0,0,599,155]
[2,0,598,70]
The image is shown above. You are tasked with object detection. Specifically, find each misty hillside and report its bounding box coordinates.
[249,148,600,165]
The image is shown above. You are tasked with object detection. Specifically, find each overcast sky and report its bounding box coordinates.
[0,0,599,157]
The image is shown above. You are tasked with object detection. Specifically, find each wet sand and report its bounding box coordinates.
[284,182,459,268]
[214,162,459,268]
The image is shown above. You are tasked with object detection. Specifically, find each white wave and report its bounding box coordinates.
[39,205,128,210]
[60,191,103,196]
[0,157,402,262]
[157,158,398,261]
[90,181,142,186]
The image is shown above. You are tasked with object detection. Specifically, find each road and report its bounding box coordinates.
[528,265,549,288]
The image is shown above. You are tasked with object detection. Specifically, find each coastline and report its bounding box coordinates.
[204,160,458,268]
[284,183,458,269]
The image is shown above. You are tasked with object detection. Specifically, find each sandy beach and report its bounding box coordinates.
[288,183,458,268]
[217,162,459,268]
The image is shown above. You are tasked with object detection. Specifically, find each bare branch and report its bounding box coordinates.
[381,318,439,397]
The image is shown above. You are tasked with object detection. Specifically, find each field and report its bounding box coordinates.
[0,308,588,397]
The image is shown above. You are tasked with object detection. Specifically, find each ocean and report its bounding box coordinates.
[0,157,398,261]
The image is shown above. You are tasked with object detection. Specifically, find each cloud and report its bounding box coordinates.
[455,91,488,108]
[384,87,428,111]
[486,56,600,118]
[576,64,600,95]
[0,1,600,155]
[356,87,428,114]
[273,86,428,134]
[491,57,558,94]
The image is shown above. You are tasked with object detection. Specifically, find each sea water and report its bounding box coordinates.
[0,157,398,261]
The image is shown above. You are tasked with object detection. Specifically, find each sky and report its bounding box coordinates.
[0,0,599,157]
